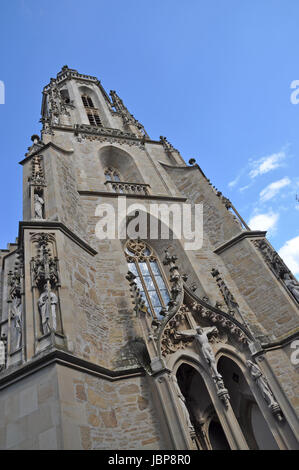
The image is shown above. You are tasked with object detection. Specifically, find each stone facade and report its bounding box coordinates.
[0,66,298,450]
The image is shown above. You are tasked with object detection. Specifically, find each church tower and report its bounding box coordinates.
[0,66,298,450]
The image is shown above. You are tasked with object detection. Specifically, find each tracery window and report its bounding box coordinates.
[104,167,121,182]
[125,239,170,319]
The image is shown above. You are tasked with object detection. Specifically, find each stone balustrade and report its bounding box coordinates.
[104,180,150,195]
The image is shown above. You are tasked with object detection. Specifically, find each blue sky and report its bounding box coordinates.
[0,0,298,274]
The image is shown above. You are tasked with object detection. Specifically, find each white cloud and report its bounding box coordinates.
[249,151,286,179]
[278,236,299,276]
[248,211,279,233]
[239,183,252,192]
[228,175,241,188]
[259,177,291,202]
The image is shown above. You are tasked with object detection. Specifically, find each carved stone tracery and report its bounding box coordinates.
[30,233,61,337]
[211,268,239,316]
[160,305,193,357]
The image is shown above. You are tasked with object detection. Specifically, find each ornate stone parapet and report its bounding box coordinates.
[105,180,150,195]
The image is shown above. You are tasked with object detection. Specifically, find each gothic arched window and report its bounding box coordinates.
[81,94,94,108]
[125,239,170,319]
[81,94,102,126]
[104,167,121,182]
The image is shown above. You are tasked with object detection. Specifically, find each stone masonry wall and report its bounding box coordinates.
[57,365,167,450]
[0,364,62,450]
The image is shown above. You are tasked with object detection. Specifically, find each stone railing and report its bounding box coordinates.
[74,124,137,140]
[104,180,150,195]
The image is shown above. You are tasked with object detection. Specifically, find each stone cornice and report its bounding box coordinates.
[43,67,112,106]
[19,142,74,165]
[78,190,187,202]
[158,161,190,170]
[0,349,144,391]
[18,221,97,256]
[37,123,162,146]
[214,231,267,255]
[254,328,299,355]
[73,124,161,146]
[159,161,207,179]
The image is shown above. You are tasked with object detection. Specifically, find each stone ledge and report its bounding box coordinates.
[19,141,74,165]
[0,348,144,391]
[18,221,98,256]
[214,231,267,255]
[78,190,187,202]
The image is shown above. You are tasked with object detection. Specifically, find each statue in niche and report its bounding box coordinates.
[246,360,280,409]
[34,193,44,219]
[281,273,299,302]
[38,285,58,335]
[11,296,22,350]
[171,374,194,433]
[176,326,221,379]
[0,339,5,370]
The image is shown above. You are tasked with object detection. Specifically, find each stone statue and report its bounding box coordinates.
[38,287,58,335]
[0,340,5,369]
[11,296,22,350]
[282,273,299,302]
[177,326,221,379]
[34,194,44,219]
[246,360,279,409]
[171,375,194,433]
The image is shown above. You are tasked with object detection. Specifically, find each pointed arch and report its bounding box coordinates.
[175,361,231,450]
[98,145,145,186]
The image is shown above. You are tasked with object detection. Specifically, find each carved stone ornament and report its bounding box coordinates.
[211,268,239,315]
[253,239,299,303]
[25,134,45,157]
[171,374,195,434]
[38,288,58,336]
[160,305,194,357]
[30,233,60,289]
[160,136,182,160]
[30,233,61,336]
[175,324,230,407]
[110,90,148,138]
[8,250,24,351]
[74,124,146,150]
[28,155,46,188]
[0,334,7,370]
[41,76,71,133]
[34,194,44,219]
[246,360,284,421]
[162,248,184,310]
[191,302,249,345]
